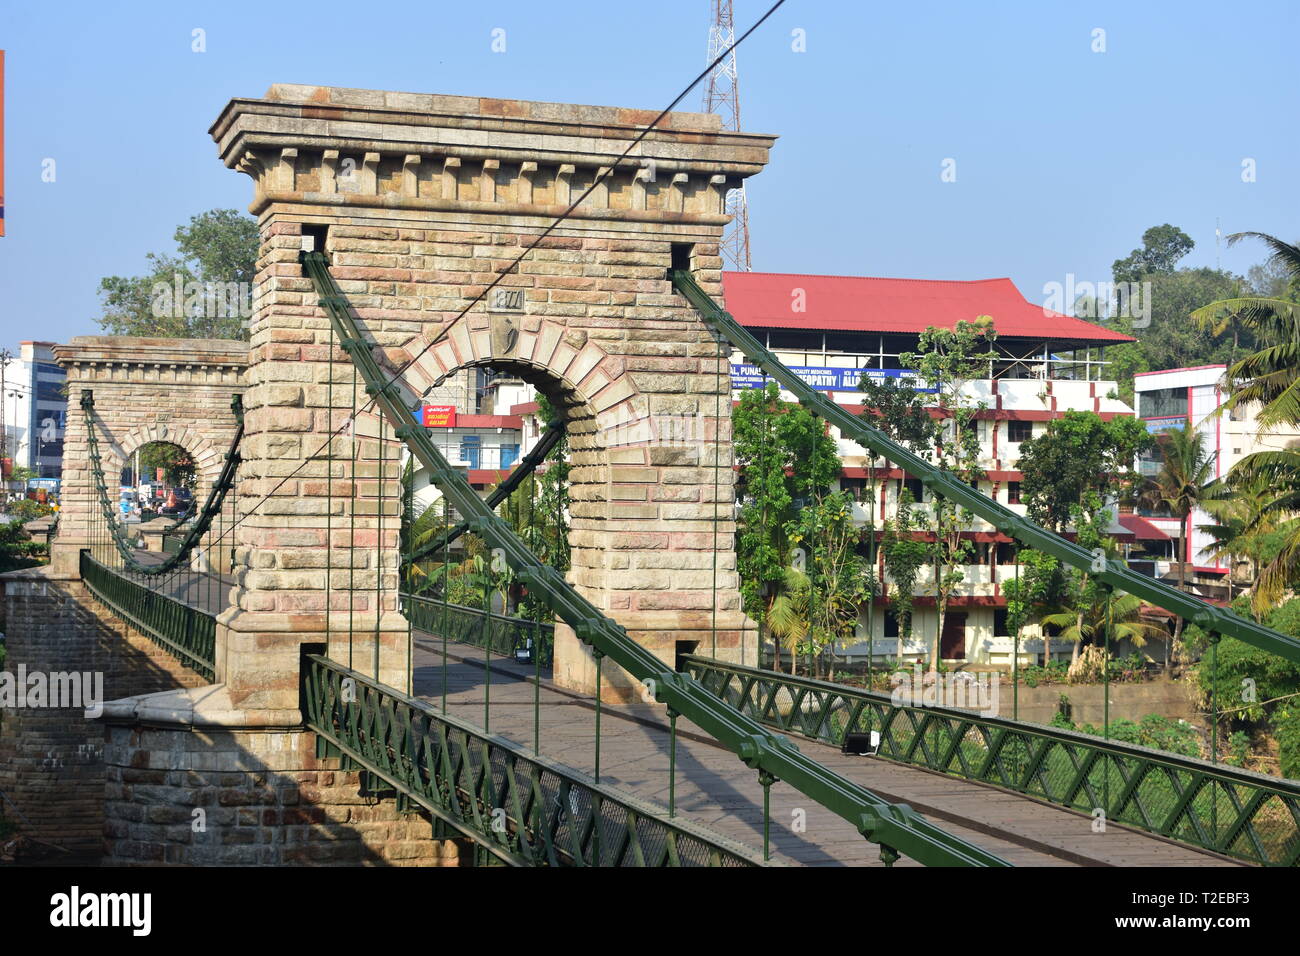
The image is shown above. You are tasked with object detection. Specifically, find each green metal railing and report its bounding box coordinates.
[683,656,1300,865]
[81,549,216,681]
[302,653,765,866]
[402,593,554,665]
[306,249,1009,867]
[668,268,1300,666]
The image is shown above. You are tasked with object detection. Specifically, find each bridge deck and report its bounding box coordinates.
[409,633,1243,868]
[134,562,1245,867]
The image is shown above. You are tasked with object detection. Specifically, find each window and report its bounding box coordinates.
[1007,481,1022,505]
[1139,387,1188,420]
[500,444,519,468]
[459,436,480,469]
[902,476,925,503]
[883,610,900,638]
[994,609,1010,637]
[840,476,867,498]
[1007,420,1033,443]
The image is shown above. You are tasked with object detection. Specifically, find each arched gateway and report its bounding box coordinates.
[213,85,776,704]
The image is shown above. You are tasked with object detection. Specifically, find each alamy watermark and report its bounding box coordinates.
[1041,273,1152,328]
[0,665,104,718]
[890,662,999,717]
[151,273,254,323]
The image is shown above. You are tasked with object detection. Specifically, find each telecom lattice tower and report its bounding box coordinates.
[703,0,752,271]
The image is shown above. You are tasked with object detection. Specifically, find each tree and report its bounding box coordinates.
[1002,548,1065,667]
[97,209,258,340]
[1039,591,1166,656]
[1016,411,1151,533]
[859,374,936,649]
[881,490,929,664]
[137,442,195,488]
[1191,233,1300,429]
[787,491,870,677]
[1140,426,1216,648]
[732,383,838,674]
[901,318,998,671]
[1112,224,1195,283]
[1190,595,1300,778]
[1197,475,1280,608]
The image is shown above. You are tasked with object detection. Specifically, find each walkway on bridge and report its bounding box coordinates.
[408,631,1241,867]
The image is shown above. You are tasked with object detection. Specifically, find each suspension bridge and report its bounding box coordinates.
[3,84,1299,868]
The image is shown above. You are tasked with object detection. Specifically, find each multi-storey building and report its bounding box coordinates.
[1134,364,1300,598]
[1,341,68,483]
[719,271,1139,665]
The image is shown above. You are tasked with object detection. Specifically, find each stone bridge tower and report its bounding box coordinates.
[50,336,249,577]
[212,85,775,703]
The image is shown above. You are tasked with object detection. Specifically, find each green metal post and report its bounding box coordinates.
[533,618,541,754]
[1013,550,1020,721]
[760,770,775,862]
[441,496,449,713]
[483,559,492,732]
[668,709,678,819]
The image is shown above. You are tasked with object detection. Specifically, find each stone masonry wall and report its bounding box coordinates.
[102,722,462,866]
[0,567,207,856]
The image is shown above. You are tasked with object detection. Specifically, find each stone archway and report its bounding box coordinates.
[50,336,248,576]
[214,84,774,705]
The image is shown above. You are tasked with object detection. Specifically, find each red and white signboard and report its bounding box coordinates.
[422,405,456,428]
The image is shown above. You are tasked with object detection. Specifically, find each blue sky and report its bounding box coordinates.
[1,0,1296,344]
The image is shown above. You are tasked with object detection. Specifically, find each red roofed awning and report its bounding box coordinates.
[1119,514,1171,541]
[721,271,1134,347]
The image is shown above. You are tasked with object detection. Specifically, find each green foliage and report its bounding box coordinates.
[0,517,48,573]
[881,490,928,648]
[1017,412,1151,532]
[1140,426,1216,601]
[1112,224,1195,282]
[858,376,935,454]
[1191,232,1300,429]
[4,499,55,523]
[787,491,870,674]
[1190,596,1300,723]
[137,441,195,488]
[97,209,258,340]
[899,318,998,668]
[733,383,838,673]
[1276,708,1300,780]
[1074,714,1202,759]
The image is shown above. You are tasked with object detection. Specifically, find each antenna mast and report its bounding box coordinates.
[704,0,752,271]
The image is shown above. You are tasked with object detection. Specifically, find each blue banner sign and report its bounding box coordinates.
[731,364,933,393]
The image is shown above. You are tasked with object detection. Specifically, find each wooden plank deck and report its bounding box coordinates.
[410,635,1244,868]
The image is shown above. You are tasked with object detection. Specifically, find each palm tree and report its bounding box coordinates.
[1191,231,1300,614]
[1191,232,1300,428]
[766,566,811,676]
[1140,426,1216,601]
[1039,590,1167,654]
[1220,449,1300,615]
[1197,475,1278,607]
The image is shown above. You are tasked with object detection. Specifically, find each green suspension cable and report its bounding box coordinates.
[375,410,385,682]
[441,494,450,714]
[327,321,335,656]
[348,358,359,671]
[710,333,723,660]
